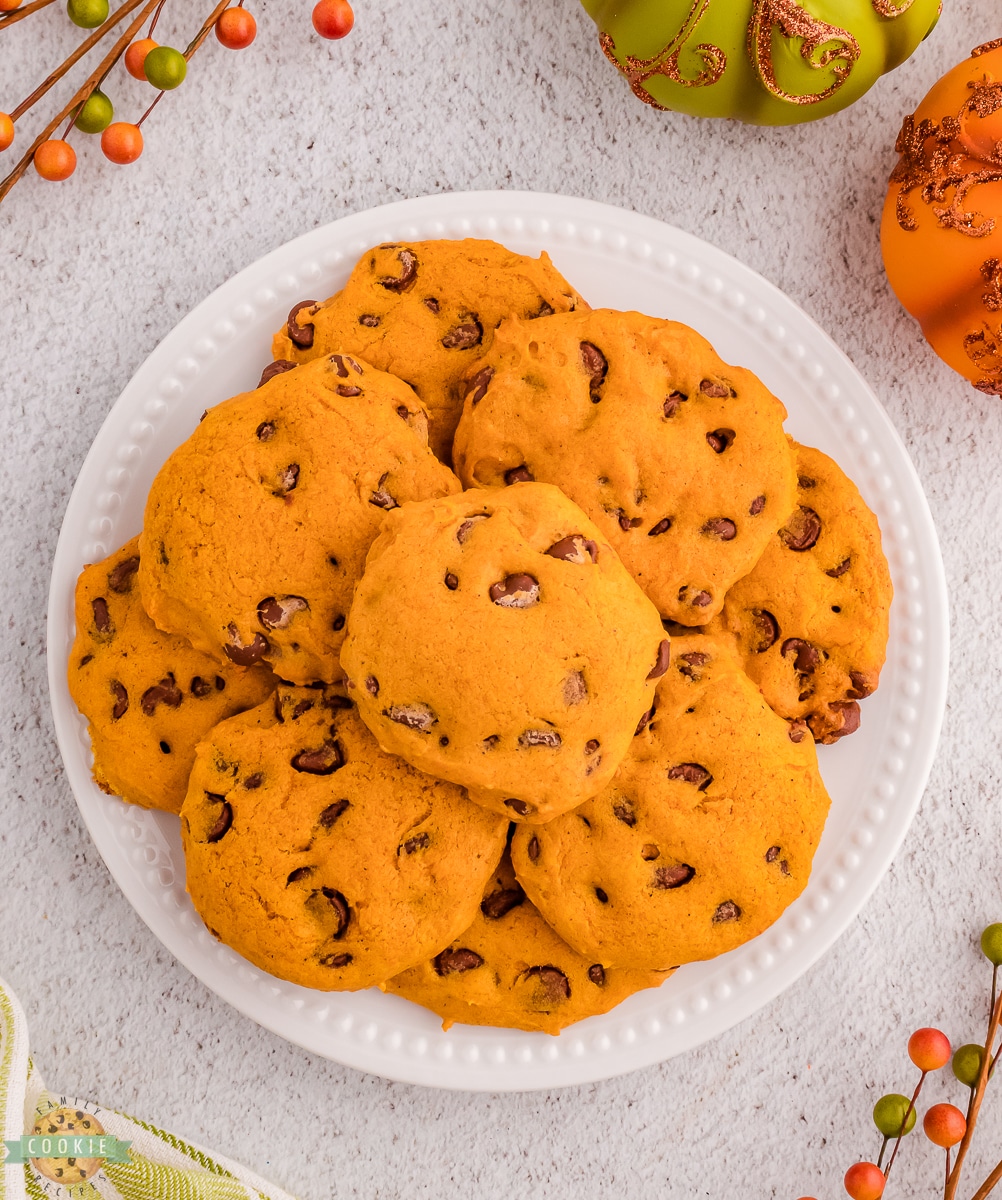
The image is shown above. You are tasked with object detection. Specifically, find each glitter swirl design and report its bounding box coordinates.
[747,0,860,106]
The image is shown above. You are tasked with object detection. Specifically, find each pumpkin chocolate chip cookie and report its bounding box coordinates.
[270,239,586,462]
[339,482,669,823]
[713,443,893,744]
[510,633,831,970]
[181,684,508,991]
[451,310,798,625]
[68,537,275,813]
[139,353,459,685]
[385,848,672,1034]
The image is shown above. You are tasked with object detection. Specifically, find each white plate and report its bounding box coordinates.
[47,191,949,1091]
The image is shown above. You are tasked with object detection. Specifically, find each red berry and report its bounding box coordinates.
[34,139,76,181]
[125,37,157,80]
[924,1103,967,1148]
[844,1163,885,1200]
[0,112,13,152]
[908,1027,951,1072]
[101,122,143,164]
[216,6,256,48]
[312,0,353,39]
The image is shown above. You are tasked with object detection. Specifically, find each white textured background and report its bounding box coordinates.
[1,2,1000,1197]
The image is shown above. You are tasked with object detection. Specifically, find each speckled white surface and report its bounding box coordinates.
[1,1,1000,1196]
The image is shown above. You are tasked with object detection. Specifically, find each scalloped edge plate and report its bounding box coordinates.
[47,191,948,1091]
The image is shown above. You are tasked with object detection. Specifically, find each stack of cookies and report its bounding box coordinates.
[68,238,892,1034]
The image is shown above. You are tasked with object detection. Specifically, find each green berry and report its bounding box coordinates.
[872,1093,916,1139]
[66,0,108,28]
[143,46,187,91]
[953,1043,985,1087]
[74,90,113,134]
[981,924,1002,966]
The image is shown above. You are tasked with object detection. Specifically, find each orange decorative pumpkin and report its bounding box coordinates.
[881,39,1002,395]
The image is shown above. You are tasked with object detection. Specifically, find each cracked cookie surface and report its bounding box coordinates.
[510,632,831,969]
[139,353,459,685]
[340,483,669,823]
[68,536,275,813]
[712,443,893,744]
[385,848,672,1034]
[271,239,586,462]
[452,309,798,625]
[181,684,508,991]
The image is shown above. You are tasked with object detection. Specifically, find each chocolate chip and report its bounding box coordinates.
[441,320,483,350]
[641,844,660,861]
[423,297,440,314]
[332,615,345,632]
[160,740,172,754]
[439,735,449,746]
[788,719,809,743]
[533,299,555,318]
[751,609,780,652]
[189,675,211,698]
[749,495,766,516]
[505,798,533,816]
[700,379,729,397]
[319,953,352,968]
[318,798,349,828]
[481,885,525,919]
[482,734,501,750]
[634,705,655,736]
[765,845,781,862]
[654,863,695,889]
[258,361,297,389]
[466,366,494,405]
[257,595,309,631]
[504,465,534,485]
[663,391,688,418]
[706,428,735,453]
[444,572,459,590]
[79,654,93,667]
[779,506,822,552]
[291,740,344,775]
[563,671,587,705]
[648,639,671,679]
[286,301,318,348]
[224,625,269,667]
[244,773,263,789]
[580,341,608,401]
[525,965,571,1000]
[364,676,379,696]
[798,474,817,489]
[702,517,737,541]
[456,514,488,543]
[822,700,862,740]
[291,699,314,719]
[679,586,712,608]
[205,797,233,843]
[91,597,111,634]
[648,517,672,537]
[781,638,819,674]
[826,557,851,578]
[490,574,539,608]
[318,887,350,936]
[400,831,430,855]
[379,248,418,293]
[527,834,540,860]
[613,798,637,826]
[110,680,128,720]
[847,671,875,699]
[215,675,226,690]
[385,703,437,732]
[369,473,398,510]
[108,556,139,593]
[359,313,380,327]
[141,672,183,716]
[275,464,300,496]
[336,384,362,397]
[713,900,741,923]
[287,867,313,884]
[519,729,562,748]
[667,763,713,790]
[588,964,606,985]
[594,886,609,903]
[434,948,483,976]
[546,535,598,564]
[617,510,643,531]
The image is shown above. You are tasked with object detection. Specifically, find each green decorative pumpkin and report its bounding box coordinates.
[580,0,941,125]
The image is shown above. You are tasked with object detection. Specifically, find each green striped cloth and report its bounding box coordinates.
[1,976,298,1200]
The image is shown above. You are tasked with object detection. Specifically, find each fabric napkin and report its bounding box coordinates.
[0,976,298,1200]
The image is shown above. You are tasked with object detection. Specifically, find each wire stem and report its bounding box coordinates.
[945,989,1002,1200]
[183,0,232,58]
[971,1155,1002,1200]
[0,0,57,31]
[883,1071,925,1182]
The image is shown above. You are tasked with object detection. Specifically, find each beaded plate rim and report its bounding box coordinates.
[46,191,949,1092]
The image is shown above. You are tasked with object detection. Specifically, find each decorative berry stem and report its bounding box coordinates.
[944,989,1002,1199]
[970,1156,1002,1200]
[183,0,232,57]
[0,0,57,30]
[883,1073,925,1181]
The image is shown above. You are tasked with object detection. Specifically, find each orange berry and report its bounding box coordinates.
[216,6,256,49]
[312,0,353,39]
[0,0,23,11]
[101,121,143,165]
[844,1163,885,1200]
[124,37,158,80]
[908,1027,951,1073]
[34,139,76,181]
[924,1103,967,1148]
[0,112,13,152]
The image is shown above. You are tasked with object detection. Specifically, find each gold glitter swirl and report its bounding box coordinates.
[598,1,726,111]
[747,0,860,106]
[973,39,1002,58]
[870,0,917,16]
